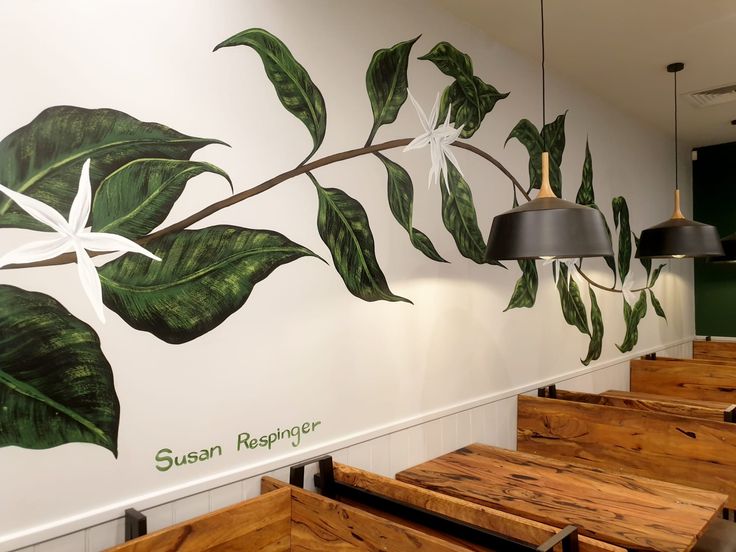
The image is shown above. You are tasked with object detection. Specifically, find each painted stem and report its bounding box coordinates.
[576,265,648,294]
[3,138,527,270]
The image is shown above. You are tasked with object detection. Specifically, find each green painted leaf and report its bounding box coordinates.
[649,289,667,321]
[0,106,225,230]
[437,78,509,139]
[420,42,509,138]
[310,174,411,304]
[99,226,320,343]
[616,290,647,352]
[634,234,652,280]
[441,163,503,267]
[376,154,446,262]
[365,36,419,145]
[505,259,538,311]
[649,263,666,287]
[575,140,595,205]
[582,286,603,365]
[575,141,615,280]
[505,113,566,196]
[419,42,473,79]
[91,159,232,239]
[214,28,326,162]
[0,285,119,455]
[612,196,632,283]
[556,264,591,336]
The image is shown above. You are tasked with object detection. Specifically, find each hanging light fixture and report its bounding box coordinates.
[485,0,613,261]
[635,63,723,259]
[710,232,736,263]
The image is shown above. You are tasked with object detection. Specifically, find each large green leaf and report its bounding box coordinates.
[649,263,666,287]
[420,42,509,139]
[376,154,446,262]
[214,28,326,162]
[505,259,538,311]
[0,106,225,230]
[505,113,566,196]
[441,163,503,267]
[310,174,411,304]
[616,290,647,352]
[575,141,615,280]
[612,196,632,283]
[0,285,119,455]
[91,159,232,239]
[649,289,667,321]
[556,264,590,336]
[99,226,320,343]
[581,286,603,365]
[365,36,419,145]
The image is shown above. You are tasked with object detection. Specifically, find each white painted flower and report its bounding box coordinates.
[543,258,581,287]
[621,277,638,306]
[404,90,465,192]
[0,159,161,322]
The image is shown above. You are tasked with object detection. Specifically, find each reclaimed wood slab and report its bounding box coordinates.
[631,359,736,403]
[553,388,735,422]
[397,442,726,552]
[694,340,736,362]
[331,463,623,552]
[105,486,292,551]
[517,394,736,508]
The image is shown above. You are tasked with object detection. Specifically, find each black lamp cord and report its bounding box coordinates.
[673,69,679,191]
[541,0,546,149]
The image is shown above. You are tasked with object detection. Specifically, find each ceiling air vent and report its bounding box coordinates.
[685,83,736,108]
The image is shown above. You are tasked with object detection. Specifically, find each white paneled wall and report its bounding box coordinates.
[14,339,692,552]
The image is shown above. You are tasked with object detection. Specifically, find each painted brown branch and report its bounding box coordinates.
[452,142,531,202]
[3,138,524,270]
[575,265,648,294]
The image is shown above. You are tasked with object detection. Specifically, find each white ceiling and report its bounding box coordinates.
[431,0,736,147]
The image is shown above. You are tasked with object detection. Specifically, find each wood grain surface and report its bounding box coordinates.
[105,486,291,551]
[553,388,734,422]
[694,340,736,362]
[517,394,736,509]
[631,359,736,403]
[654,355,736,367]
[398,440,726,551]
[332,463,623,552]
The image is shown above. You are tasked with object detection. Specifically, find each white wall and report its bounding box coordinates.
[0,1,694,550]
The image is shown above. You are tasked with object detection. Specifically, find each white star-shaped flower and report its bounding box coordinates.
[0,159,161,322]
[621,276,638,306]
[404,90,465,192]
[543,258,582,287]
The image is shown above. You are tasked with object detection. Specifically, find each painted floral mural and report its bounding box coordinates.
[0,30,667,456]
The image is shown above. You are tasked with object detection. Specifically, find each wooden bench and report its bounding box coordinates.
[107,456,621,551]
[631,358,736,403]
[650,355,736,367]
[694,339,736,362]
[545,388,736,423]
[517,394,736,509]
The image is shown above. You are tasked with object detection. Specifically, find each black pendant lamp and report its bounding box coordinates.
[635,63,724,259]
[710,233,736,263]
[485,0,613,261]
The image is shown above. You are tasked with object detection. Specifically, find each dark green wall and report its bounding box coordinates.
[693,141,736,337]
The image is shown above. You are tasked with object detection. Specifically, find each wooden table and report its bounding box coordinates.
[396,443,727,552]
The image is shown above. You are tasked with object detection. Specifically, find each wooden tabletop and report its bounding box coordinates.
[396,443,727,552]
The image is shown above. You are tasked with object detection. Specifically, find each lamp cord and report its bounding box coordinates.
[541,0,546,148]
[674,69,678,190]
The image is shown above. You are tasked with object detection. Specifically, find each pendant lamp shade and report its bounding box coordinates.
[710,233,736,263]
[484,0,613,262]
[636,191,723,258]
[485,154,613,261]
[636,62,724,260]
